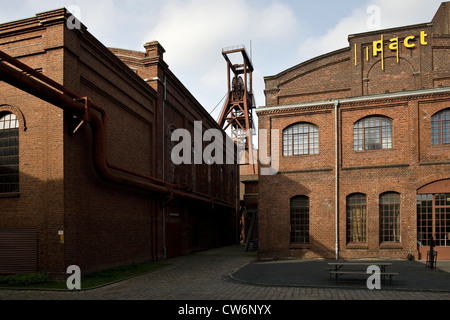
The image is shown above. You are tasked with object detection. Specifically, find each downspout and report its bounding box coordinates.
[334,100,340,260]
[162,74,167,258]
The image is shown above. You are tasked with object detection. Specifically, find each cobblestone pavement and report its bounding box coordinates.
[0,245,449,301]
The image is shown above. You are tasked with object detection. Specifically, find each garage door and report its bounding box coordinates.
[0,228,37,274]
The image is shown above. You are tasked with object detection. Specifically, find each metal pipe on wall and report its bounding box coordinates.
[162,74,167,258]
[0,49,178,188]
[334,100,340,260]
[0,50,234,209]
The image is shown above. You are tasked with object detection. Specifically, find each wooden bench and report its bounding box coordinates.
[327,262,398,284]
[328,270,399,284]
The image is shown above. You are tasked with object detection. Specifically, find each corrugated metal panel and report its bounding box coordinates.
[0,228,37,274]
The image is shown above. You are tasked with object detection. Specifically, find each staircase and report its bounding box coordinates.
[245,212,258,252]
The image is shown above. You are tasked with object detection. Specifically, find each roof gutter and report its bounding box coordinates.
[257,86,450,113]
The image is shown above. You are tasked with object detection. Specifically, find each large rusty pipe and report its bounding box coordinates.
[88,113,169,194]
[0,57,84,116]
[0,59,163,193]
[0,54,233,208]
[0,50,176,189]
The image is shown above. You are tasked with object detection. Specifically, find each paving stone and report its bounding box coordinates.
[0,245,449,301]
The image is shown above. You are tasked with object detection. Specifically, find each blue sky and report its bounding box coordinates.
[0,0,444,122]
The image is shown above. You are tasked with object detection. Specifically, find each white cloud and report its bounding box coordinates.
[144,0,297,68]
[145,0,246,68]
[69,0,133,47]
[142,0,298,116]
[298,6,368,62]
[370,0,442,27]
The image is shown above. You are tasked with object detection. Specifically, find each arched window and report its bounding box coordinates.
[379,192,400,243]
[354,116,392,151]
[417,180,450,247]
[346,193,367,243]
[0,112,19,193]
[283,123,318,156]
[431,108,450,145]
[290,196,310,244]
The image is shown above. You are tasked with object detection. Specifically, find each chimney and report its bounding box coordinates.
[144,41,165,59]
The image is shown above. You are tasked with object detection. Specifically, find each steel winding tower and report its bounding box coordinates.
[218,45,256,174]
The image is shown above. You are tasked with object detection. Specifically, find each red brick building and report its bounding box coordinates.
[257,2,450,260]
[0,8,238,277]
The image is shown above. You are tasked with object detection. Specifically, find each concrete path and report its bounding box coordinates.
[0,245,449,300]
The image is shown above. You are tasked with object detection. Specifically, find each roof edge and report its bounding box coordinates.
[257,86,450,113]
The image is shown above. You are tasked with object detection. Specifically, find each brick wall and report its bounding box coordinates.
[0,11,67,274]
[111,44,239,258]
[258,3,450,260]
[0,8,238,276]
[258,92,450,260]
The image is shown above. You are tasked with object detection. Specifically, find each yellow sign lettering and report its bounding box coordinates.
[404,36,416,48]
[420,31,428,45]
[389,37,399,62]
[354,31,428,70]
[389,37,398,51]
[373,36,384,70]
[373,36,383,57]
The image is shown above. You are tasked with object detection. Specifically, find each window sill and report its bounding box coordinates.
[379,243,402,249]
[290,244,310,249]
[431,143,450,148]
[353,148,396,153]
[0,192,19,198]
[283,153,320,158]
[346,243,368,250]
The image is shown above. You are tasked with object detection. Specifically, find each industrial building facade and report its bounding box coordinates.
[257,2,450,260]
[0,9,238,277]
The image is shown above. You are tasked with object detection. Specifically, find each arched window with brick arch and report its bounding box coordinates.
[354,116,392,151]
[290,195,310,244]
[282,122,318,156]
[0,112,19,194]
[431,108,450,145]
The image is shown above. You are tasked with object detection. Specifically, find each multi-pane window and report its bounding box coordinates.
[435,194,450,247]
[431,108,450,145]
[379,192,400,243]
[354,116,392,151]
[346,194,367,243]
[417,193,450,247]
[283,123,318,156]
[0,113,19,194]
[290,196,309,244]
[417,194,433,246]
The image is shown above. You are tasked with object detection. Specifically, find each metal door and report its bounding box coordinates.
[0,228,38,274]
